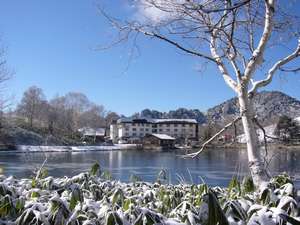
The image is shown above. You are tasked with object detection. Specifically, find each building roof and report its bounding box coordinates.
[78,127,106,136]
[117,117,197,124]
[152,119,197,124]
[150,134,176,140]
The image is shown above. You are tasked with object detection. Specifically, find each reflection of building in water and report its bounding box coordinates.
[108,151,123,171]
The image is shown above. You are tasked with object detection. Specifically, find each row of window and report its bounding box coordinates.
[126,127,195,133]
[127,123,195,128]
[124,133,195,138]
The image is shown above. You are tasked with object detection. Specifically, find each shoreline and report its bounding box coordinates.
[0,144,140,153]
[197,142,300,150]
[0,142,299,154]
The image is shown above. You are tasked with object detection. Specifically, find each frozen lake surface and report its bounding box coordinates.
[1,147,300,187]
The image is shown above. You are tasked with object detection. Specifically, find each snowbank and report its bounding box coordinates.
[15,144,138,153]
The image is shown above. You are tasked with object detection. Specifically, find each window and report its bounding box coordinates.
[132,128,137,131]
[132,133,136,136]
[189,124,193,127]
[159,129,163,132]
[125,128,129,131]
[125,133,129,136]
[132,123,136,126]
[174,124,178,127]
[166,124,170,127]
[174,129,178,132]
[140,128,144,131]
[166,129,170,132]
[152,129,157,133]
[145,128,149,132]
[182,124,186,127]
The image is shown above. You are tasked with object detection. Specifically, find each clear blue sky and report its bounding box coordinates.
[0,0,299,116]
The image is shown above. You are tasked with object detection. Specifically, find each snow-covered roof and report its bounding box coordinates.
[117,117,197,124]
[150,134,176,140]
[152,119,197,124]
[78,127,106,136]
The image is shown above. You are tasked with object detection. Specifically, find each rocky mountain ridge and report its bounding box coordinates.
[206,91,300,126]
[134,91,300,126]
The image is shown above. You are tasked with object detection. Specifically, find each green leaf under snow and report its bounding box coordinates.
[90,162,100,176]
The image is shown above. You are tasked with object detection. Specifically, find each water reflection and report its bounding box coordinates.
[0,147,299,186]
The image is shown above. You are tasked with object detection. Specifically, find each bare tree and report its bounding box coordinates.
[79,104,106,128]
[17,86,46,128]
[105,111,120,128]
[48,92,108,136]
[0,43,12,117]
[100,0,300,188]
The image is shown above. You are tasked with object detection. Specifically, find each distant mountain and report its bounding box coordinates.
[132,91,300,126]
[206,91,300,125]
[135,108,207,124]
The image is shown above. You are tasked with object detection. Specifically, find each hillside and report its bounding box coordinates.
[136,108,206,124]
[134,91,300,126]
[206,91,300,126]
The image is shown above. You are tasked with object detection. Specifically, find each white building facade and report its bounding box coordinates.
[110,118,198,143]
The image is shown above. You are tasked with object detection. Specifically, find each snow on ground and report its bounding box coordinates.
[15,144,138,153]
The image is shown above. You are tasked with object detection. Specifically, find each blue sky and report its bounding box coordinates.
[0,0,299,116]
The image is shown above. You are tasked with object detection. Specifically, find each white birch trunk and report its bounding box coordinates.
[238,90,269,188]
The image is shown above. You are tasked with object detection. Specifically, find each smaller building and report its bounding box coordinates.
[142,133,175,149]
[217,134,233,143]
[78,127,106,143]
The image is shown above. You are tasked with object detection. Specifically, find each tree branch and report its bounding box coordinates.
[279,66,300,73]
[183,0,251,14]
[136,28,217,63]
[210,30,239,93]
[244,0,274,82]
[183,116,242,158]
[249,39,300,94]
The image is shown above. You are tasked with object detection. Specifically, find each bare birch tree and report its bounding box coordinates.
[100,0,300,188]
[0,43,12,129]
[0,45,11,105]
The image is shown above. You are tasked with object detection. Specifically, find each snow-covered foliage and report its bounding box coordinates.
[0,166,299,225]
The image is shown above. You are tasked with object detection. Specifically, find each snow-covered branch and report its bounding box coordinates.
[249,39,300,94]
[210,30,238,93]
[244,0,274,82]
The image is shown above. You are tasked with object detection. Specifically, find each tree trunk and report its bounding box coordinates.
[29,115,33,128]
[238,90,269,188]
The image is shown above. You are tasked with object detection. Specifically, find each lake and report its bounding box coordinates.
[0,147,300,187]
